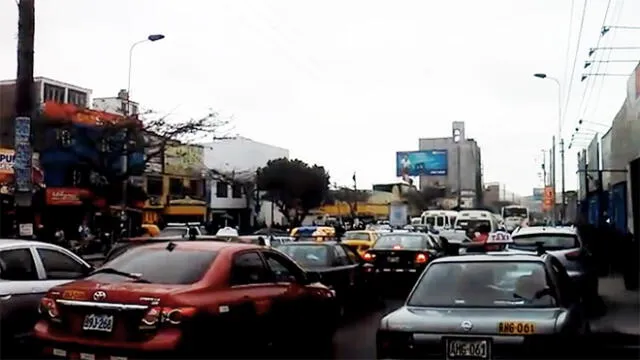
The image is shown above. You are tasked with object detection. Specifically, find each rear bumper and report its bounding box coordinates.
[34,320,183,356]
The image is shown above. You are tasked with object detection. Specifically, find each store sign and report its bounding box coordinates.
[46,188,90,206]
[0,149,15,174]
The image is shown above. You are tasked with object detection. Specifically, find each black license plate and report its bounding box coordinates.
[445,338,490,359]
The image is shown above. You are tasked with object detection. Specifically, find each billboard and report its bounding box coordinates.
[586,134,600,192]
[396,150,448,176]
[532,188,544,201]
[542,186,554,211]
[164,144,204,176]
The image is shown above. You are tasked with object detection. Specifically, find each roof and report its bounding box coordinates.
[143,241,259,252]
[512,226,576,237]
[0,238,56,248]
[431,253,545,264]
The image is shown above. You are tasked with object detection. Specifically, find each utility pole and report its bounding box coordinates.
[352,172,358,218]
[14,0,35,239]
[551,136,556,225]
[560,138,566,223]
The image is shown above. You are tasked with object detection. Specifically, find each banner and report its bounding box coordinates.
[46,188,91,206]
[542,186,554,211]
[396,150,448,176]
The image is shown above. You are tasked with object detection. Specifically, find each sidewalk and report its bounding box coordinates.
[591,276,640,335]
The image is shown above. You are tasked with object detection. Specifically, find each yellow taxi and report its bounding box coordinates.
[342,230,379,256]
[290,226,336,242]
[141,224,160,237]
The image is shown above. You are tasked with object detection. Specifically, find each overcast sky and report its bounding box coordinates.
[1,0,639,196]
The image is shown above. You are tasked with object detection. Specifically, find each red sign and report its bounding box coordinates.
[542,186,555,211]
[46,188,90,206]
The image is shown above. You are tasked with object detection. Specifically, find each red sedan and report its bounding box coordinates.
[34,241,337,358]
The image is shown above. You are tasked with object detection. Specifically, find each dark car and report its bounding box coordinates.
[275,241,374,315]
[364,232,447,296]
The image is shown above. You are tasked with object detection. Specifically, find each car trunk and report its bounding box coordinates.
[369,249,422,268]
[51,281,186,342]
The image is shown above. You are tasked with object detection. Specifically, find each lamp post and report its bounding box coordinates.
[534,73,563,224]
[453,128,462,209]
[121,34,165,236]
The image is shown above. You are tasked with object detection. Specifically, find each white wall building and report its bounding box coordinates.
[201,137,289,226]
[92,89,139,116]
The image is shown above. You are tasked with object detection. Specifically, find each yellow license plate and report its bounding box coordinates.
[498,321,535,335]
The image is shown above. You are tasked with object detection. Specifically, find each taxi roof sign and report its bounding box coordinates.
[486,231,513,244]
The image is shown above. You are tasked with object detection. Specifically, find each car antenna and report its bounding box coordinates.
[166,242,177,251]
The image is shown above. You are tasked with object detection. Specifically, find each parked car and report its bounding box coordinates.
[342,230,379,256]
[275,241,375,315]
[0,239,92,356]
[35,241,337,358]
[377,252,590,359]
[509,226,599,307]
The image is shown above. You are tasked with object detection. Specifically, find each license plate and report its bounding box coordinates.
[446,339,489,359]
[387,257,400,263]
[82,314,114,332]
[498,321,535,335]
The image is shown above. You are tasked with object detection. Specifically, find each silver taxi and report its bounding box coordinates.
[376,252,590,359]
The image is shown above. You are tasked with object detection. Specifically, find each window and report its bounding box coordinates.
[87,247,217,285]
[43,83,65,103]
[436,216,445,227]
[231,183,242,198]
[158,227,188,237]
[511,234,580,251]
[146,176,163,196]
[263,252,300,283]
[169,178,184,196]
[189,179,203,198]
[216,181,228,198]
[408,261,556,308]
[37,248,86,280]
[333,246,350,266]
[344,232,370,241]
[57,129,72,147]
[374,235,427,250]
[0,248,38,281]
[67,89,87,107]
[277,244,329,267]
[230,252,269,286]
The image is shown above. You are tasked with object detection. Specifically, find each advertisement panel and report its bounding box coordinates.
[0,148,43,185]
[532,188,544,201]
[601,128,612,189]
[396,150,448,176]
[164,144,204,176]
[587,134,600,192]
[542,186,554,211]
[389,203,408,227]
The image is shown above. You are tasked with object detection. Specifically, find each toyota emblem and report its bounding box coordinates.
[461,320,473,331]
[92,291,107,301]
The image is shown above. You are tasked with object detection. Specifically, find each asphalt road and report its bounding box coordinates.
[331,299,640,359]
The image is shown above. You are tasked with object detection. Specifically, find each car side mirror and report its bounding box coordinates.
[305,271,322,284]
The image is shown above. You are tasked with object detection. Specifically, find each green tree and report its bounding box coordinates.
[257,158,330,226]
[402,186,446,211]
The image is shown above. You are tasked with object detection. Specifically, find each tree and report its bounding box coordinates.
[257,158,330,226]
[402,186,446,211]
[330,187,370,218]
[39,106,226,208]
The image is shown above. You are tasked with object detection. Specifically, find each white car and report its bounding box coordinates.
[0,239,92,354]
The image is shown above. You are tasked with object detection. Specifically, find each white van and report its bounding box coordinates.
[454,210,499,233]
[420,210,459,230]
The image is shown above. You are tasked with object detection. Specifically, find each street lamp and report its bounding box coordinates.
[121,33,165,236]
[452,128,462,209]
[533,72,563,224]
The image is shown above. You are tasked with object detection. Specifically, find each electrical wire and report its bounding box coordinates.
[561,0,589,133]
[562,0,576,105]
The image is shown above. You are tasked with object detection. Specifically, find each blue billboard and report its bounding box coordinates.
[396,150,448,176]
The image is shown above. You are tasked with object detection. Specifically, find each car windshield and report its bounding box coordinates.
[158,227,187,237]
[408,261,557,308]
[277,244,329,267]
[373,235,426,250]
[88,247,217,285]
[511,234,580,250]
[344,232,370,241]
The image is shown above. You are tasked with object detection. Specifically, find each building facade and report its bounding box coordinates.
[93,89,139,117]
[418,121,483,208]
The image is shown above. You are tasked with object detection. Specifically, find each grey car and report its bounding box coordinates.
[377,253,590,359]
[0,239,92,354]
[509,226,598,304]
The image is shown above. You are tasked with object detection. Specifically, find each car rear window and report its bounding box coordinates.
[511,234,580,250]
[89,247,217,285]
[158,228,187,237]
[277,244,329,267]
[408,261,556,308]
[373,235,426,250]
[344,232,370,240]
[455,219,490,232]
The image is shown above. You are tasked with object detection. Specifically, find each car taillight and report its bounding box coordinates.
[39,297,60,320]
[140,306,196,328]
[415,253,428,264]
[363,252,376,261]
[565,250,581,261]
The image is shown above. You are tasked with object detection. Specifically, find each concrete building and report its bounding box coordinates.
[201,137,289,228]
[0,77,92,147]
[418,121,483,208]
[92,89,139,116]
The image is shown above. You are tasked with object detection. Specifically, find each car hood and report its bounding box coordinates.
[382,306,563,334]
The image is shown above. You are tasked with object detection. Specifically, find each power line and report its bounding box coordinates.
[561,0,589,134]
[562,0,576,102]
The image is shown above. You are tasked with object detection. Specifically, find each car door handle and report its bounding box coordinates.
[0,294,11,301]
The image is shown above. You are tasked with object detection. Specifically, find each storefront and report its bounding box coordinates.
[164,197,207,225]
